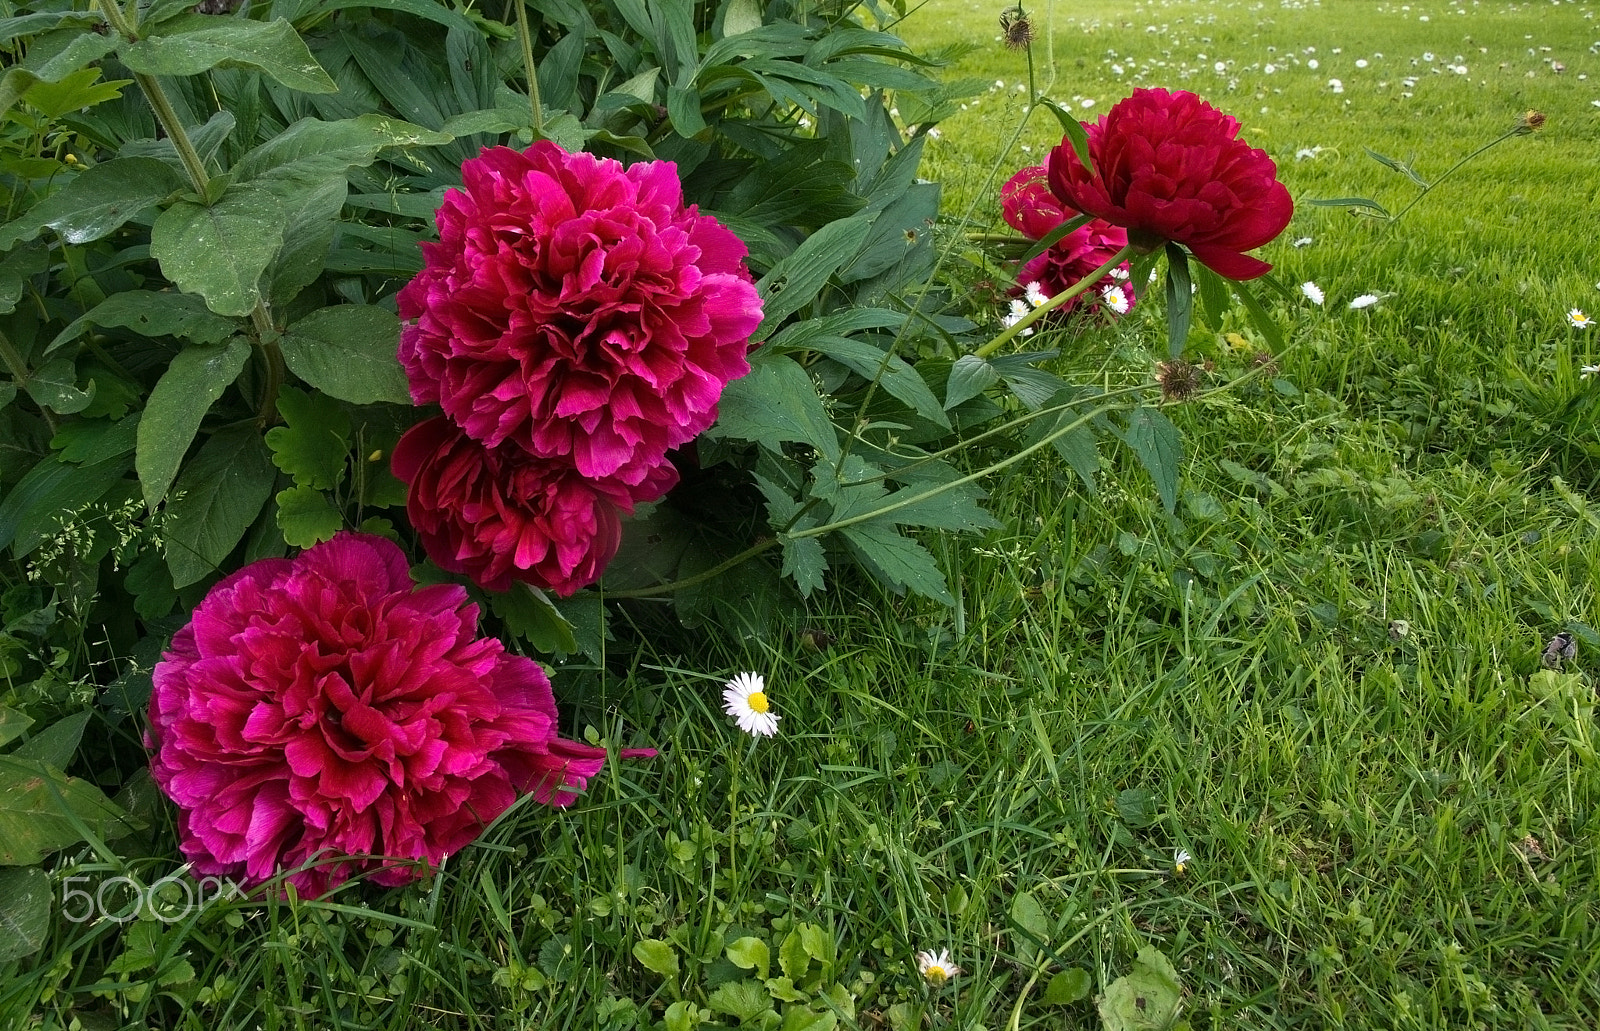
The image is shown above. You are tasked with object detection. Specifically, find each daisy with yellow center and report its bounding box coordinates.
[1569,308,1594,329]
[916,948,960,986]
[722,672,778,737]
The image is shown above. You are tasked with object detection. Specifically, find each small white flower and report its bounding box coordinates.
[916,949,961,986]
[1264,63,1277,74]
[1024,281,1050,308]
[1080,98,1096,108]
[1292,236,1314,248]
[926,126,941,140]
[1349,293,1383,310]
[1101,284,1131,315]
[1214,61,1226,73]
[1173,848,1192,875]
[1355,58,1369,68]
[1328,78,1344,93]
[1423,51,1436,62]
[1301,281,1325,305]
[1581,364,1600,379]
[1307,58,1319,70]
[722,672,778,737]
[1109,267,1130,281]
[1570,308,1595,329]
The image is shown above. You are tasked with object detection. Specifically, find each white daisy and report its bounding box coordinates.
[916,949,960,986]
[1173,848,1192,875]
[1569,308,1594,329]
[1292,236,1314,248]
[1328,78,1344,93]
[1301,281,1325,305]
[722,672,778,737]
[1101,284,1131,315]
[1024,281,1050,308]
[1581,364,1600,379]
[1349,293,1383,310]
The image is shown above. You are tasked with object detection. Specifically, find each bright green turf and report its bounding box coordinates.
[9,2,1599,1029]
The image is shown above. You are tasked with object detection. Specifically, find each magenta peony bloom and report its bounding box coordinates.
[391,417,675,596]
[147,533,653,897]
[1001,166,1132,314]
[1045,88,1294,281]
[397,142,764,486]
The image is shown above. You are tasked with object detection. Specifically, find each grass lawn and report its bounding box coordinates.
[8,1,1599,1029]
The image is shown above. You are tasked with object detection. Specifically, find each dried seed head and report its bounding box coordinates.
[1514,109,1546,134]
[999,7,1035,49]
[1156,358,1204,402]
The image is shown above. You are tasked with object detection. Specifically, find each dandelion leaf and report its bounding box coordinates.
[1098,946,1183,1031]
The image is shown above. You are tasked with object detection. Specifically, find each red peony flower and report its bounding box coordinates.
[147,533,654,897]
[1001,166,1133,314]
[1045,88,1293,281]
[392,417,676,596]
[397,142,763,486]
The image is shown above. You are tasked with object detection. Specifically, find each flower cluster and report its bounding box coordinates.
[1000,166,1132,318]
[394,142,763,594]
[1045,88,1293,281]
[147,533,654,897]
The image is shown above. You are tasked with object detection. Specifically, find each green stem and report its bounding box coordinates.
[1389,125,1524,224]
[513,0,545,135]
[974,242,1136,359]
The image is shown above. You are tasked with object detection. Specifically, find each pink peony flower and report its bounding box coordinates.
[147,532,654,897]
[391,417,675,596]
[1045,88,1293,281]
[1001,166,1133,315]
[397,142,764,486]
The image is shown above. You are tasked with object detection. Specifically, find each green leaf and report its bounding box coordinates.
[24,356,95,415]
[722,0,764,37]
[21,66,129,120]
[11,711,90,769]
[124,547,178,620]
[1009,890,1050,959]
[1048,420,1100,493]
[265,386,351,490]
[0,67,42,122]
[780,1007,836,1031]
[1191,262,1231,331]
[165,427,277,588]
[486,582,580,657]
[991,353,1067,410]
[1098,946,1183,1031]
[150,188,285,317]
[264,178,347,310]
[278,306,410,405]
[122,15,336,93]
[0,867,50,963]
[875,479,1000,532]
[1164,244,1193,359]
[0,754,135,864]
[800,335,948,429]
[707,981,772,1023]
[0,243,47,316]
[1043,967,1092,1006]
[275,485,342,547]
[0,705,32,748]
[0,453,130,558]
[666,83,707,138]
[727,936,770,980]
[1120,407,1181,514]
[1040,97,1093,175]
[779,534,827,597]
[1364,147,1430,188]
[711,352,840,462]
[137,337,250,509]
[945,354,1000,409]
[51,414,139,466]
[838,522,952,605]
[232,114,450,186]
[633,938,680,979]
[754,216,869,337]
[48,291,239,356]
[0,158,185,250]
[1307,195,1391,219]
[778,927,812,982]
[1230,279,1287,354]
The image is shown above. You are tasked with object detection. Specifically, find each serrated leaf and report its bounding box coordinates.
[0,158,185,250]
[264,177,347,310]
[0,754,137,863]
[11,711,90,769]
[275,485,342,547]
[265,386,350,489]
[487,582,579,657]
[278,306,410,405]
[712,352,840,462]
[707,980,771,1022]
[779,534,827,596]
[875,478,999,532]
[754,216,869,337]
[727,937,770,980]
[48,291,239,355]
[945,354,1000,409]
[633,938,679,979]
[991,353,1067,410]
[232,114,450,185]
[137,337,250,509]
[838,522,952,605]
[124,547,178,620]
[1098,946,1183,1031]
[1164,243,1192,359]
[1043,967,1092,1006]
[21,66,129,120]
[122,15,336,93]
[801,334,948,429]
[1049,419,1100,493]
[1120,407,1181,515]
[165,427,277,588]
[0,867,50,963]
[150,187,285,318]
